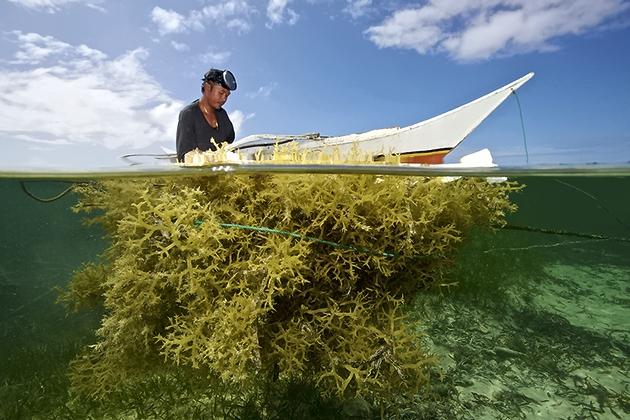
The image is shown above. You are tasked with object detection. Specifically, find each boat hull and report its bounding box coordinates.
[398,149,452,164]
[228,73,534,163]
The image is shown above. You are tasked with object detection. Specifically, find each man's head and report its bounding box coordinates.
[201,68,237,110]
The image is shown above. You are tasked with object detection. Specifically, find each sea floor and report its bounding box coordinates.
[412,236,630,420]
[4,236,627,420]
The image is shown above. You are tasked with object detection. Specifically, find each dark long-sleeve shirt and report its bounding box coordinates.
[176,100,235,162]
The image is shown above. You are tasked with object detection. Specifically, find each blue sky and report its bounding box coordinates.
[1,0,629,169]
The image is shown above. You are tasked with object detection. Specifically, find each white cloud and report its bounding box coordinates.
[366,0,629,61]
[246,83,277,99]
[344,0,372,19]
[266,0,299,27]
[227,18,252,33]
[7,0,104,13]
[198,50,232,65]
[151,7,188,35]
[151,1,257,37]
[0,31,183,151]
[228,110,255,136]
[171,41,190,52]
[9,32,75,64]
[8,31,107,65]
[0,32,249,168]
[12,134,71,146]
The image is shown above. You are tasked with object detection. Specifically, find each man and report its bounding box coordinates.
[176,68,237,162]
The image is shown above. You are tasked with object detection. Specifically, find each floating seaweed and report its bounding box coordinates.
[60,151,519,411]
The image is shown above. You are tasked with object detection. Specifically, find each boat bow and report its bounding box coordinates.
[229,72,534,164]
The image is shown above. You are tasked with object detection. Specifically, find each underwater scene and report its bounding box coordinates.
[0,171,628,420]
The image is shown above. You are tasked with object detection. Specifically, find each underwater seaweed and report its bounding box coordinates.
[62,153,519,409]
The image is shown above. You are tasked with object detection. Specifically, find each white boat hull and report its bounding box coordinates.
[229,73,534,164]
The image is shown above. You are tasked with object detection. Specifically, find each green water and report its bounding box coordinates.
[0,174,628,419]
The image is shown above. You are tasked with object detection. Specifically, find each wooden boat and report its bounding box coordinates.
[227,73,534,164]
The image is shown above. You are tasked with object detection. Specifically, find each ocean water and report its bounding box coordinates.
[0,170,628,419]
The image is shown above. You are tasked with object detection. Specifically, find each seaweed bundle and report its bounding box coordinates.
[61,154,519,409]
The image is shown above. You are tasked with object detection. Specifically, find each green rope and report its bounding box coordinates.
[194,220,397,257]
[502,224,630,243]
[511,89,529,164]
[554,179,630,232]
[220,223,398,257]
[20,181,76,203]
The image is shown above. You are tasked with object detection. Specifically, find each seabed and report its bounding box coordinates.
[412,235,629,419]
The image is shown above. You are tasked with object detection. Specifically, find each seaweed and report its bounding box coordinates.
[61,152,519,410]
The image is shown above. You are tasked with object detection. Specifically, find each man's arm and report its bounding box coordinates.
[176,109,196,162]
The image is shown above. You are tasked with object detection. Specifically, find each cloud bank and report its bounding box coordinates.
[344,0,373,19]
[150,0,302,35]
[0,31,182,151]
[150,1,257,36]
[7,0,104,13]
[366,0,629,61]
[0,31,250,167]
[267,0,299,27]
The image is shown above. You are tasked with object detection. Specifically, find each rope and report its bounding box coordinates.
[220,223,398,257]
[194,220,398,257]
[199,221,630,259]
[20,181,77,203]
[511,88,529,164]
[554,179,630,232]
[502,224,630,243]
